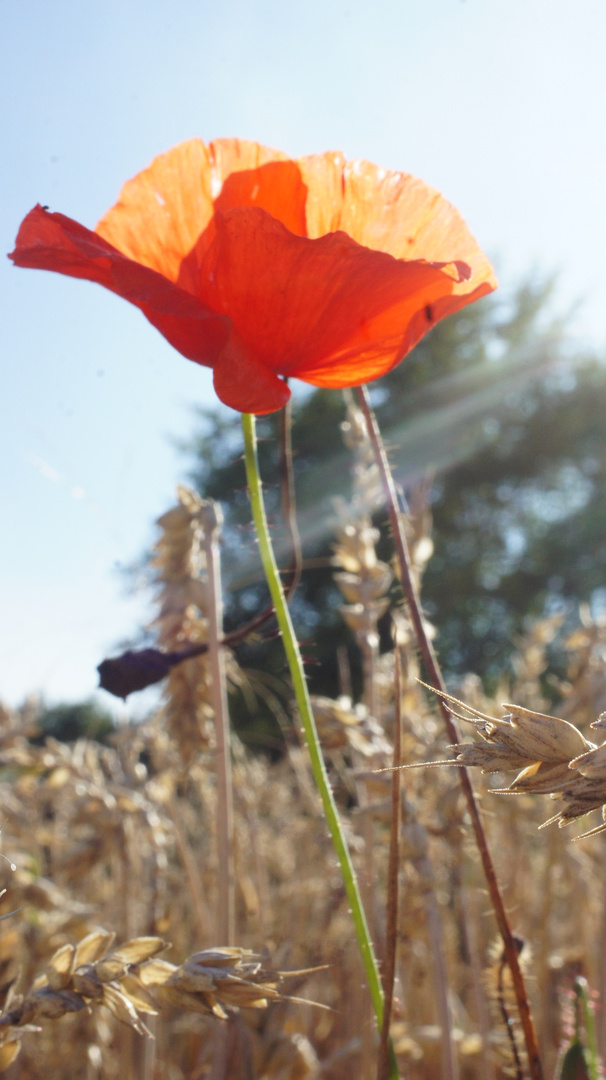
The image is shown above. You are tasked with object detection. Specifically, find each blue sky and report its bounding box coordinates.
[2,0,605,715]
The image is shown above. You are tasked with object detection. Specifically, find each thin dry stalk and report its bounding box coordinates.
[166,797,211,940]
[377,647,402,1080]
[335,397,393,946]
[198,500,235,947]
[535,827,558,1065]
[424,880,459,1080]
[463,889,497,1080]
[336,398,390,1076]
[279,395,303,596]
[596,870,606,1062]
[139,1015,156,1080]
[356,382,543,1080]
[400,800,459,1080]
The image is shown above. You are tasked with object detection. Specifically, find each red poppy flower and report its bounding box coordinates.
[9,139,496,414]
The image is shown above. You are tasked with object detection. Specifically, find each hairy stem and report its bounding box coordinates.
[241,411,398,1078]
[356,383,543,1080]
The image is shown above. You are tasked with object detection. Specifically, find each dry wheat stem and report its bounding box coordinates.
[356,382,544,1080]
[199,501,235,946]
[377,646,402,1080]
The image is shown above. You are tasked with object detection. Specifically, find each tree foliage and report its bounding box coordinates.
[184,275,606,694]
[31,700,115,745]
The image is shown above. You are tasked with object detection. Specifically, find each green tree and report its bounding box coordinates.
[31,700,115,745]
[184,275,606,693]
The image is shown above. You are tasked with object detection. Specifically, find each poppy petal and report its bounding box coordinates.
[96,140,216,292]
[297,151,347,238]
[10,141,497,415]
[298,153,496,297]
[185,155,308,298]
[197,207,484,388]
[213,161,307,239]
[97,140,307,298]
[212,329,291,414]
[207,137,290,180]
[9,205,230,367]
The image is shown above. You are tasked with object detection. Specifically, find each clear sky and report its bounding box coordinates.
[2,0,605,716]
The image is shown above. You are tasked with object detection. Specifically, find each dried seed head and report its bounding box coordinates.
[494,704,591,764]
[137,947,325,1020]
[0,1040,20,1071]
[541,777,606,833]
[569,742,606,780]
[0,929,169,1058]
[46,944,75,990]
[100,984,152,1036]
[311,695,390,756]
[74,930,116,968]
[496,760,575,795]
[425,686,592,779]
[153,487,216,760]
[72,964,104,999]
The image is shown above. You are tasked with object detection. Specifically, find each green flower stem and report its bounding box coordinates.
[242,412,395,1073]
